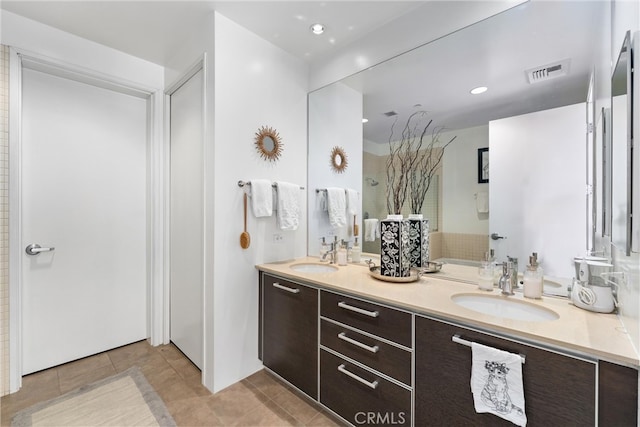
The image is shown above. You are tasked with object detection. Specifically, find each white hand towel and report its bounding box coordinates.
[346,188,359,216]
[326,187,347,228]
[476,191,489,214]
[274,181,300,231]
[250,179,273,217]
[471,342,527,427]
[364,218,379,242]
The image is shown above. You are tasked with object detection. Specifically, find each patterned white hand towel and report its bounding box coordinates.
[471,342,527,426]
[274,182,300,231]
[326,187,347,228]
[250,179,273,217]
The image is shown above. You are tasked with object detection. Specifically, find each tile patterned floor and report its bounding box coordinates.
[0,340,346,426]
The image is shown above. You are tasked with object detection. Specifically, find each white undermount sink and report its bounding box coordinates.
[290,263,338,273]
[451,293,559,322]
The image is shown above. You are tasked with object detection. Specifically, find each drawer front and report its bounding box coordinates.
[320,349,411,427]
[262,273,318,399]
[321,319,411,385]
[321,290,412,348]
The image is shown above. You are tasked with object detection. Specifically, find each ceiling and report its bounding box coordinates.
[0,1,423,66]
[1,1,606,143]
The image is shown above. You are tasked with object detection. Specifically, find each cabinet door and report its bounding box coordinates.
[415,316,596,426]
[598,360,638,425]
[262,274,318,399]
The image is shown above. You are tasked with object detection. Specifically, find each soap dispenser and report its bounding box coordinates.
[523,253,543,299]
[320,237,329,262]
[478,252,494,291]
[351,237,362,263]
[337,240,348,266]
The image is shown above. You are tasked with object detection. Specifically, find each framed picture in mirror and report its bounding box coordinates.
[478,147,489,183]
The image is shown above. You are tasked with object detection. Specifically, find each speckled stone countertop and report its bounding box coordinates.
[257,256,639,367]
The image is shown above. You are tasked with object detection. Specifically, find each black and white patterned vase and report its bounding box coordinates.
[407,214,430,268]
[380,215,411,277]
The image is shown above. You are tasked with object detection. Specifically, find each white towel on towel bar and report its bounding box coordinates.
[470,342,527,426]
[326,187,347,228]
[250,179,273,217]
[274,181,300,231]
[364,218,379,242]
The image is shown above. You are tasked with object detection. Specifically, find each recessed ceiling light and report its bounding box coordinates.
[310,24,325,35]
[470,86,488,95]
[362,118,369,123]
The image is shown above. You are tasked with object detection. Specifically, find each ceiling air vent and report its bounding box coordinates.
[526,59,571,84]
[383,110,398,117]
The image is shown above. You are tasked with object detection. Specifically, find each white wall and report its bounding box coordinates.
[441,125,489,235]
[308,82,363,255]
[212,12,309,393]
[489,103,586,279]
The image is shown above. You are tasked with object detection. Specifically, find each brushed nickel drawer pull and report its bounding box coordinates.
[338,332,379,353]
[337,301,379,318]
[272,282,300,294]
[338,364,379,389]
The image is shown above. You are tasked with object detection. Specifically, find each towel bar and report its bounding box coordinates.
[452,335,526,364]
[315,188,359,194]
[237,180,304,190]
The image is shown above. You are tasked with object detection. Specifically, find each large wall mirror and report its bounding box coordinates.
[611,31,633,256]
[308,1,608,292]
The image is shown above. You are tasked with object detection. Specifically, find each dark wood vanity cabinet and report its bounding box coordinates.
[415,315,597,426]
[259,270,638,426]
[260,273,318,399]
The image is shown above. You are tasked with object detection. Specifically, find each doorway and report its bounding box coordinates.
[168,66,204,369]
[10,52,156,382]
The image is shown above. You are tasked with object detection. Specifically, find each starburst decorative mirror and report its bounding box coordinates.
[330,146,348,173]
[254,126,283,162]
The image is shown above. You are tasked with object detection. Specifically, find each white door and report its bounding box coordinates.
[169,69,204,369]
[21,68,148,374]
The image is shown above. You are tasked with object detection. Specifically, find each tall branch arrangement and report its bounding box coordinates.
[385,111,456,214]
[409,127,456,214]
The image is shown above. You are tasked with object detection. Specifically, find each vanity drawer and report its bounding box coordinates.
[320,349,411,426]
[321,319,411,385]
[321,290,412,348]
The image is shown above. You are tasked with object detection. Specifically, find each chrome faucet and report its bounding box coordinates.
[499,262,515,296]
[320,236,339,264]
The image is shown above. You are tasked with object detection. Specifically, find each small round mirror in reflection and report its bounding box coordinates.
[330,146,348,173]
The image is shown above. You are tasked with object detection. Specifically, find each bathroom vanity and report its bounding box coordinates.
[257,258,638,426]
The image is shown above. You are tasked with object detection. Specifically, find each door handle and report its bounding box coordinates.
[25,244,55,256]
[490,233,506,240]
